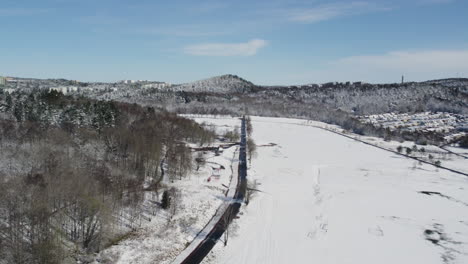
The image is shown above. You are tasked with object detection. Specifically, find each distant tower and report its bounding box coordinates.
[401,75,404,84]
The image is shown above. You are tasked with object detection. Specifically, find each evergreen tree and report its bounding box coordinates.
[5,93,12,111]
[13,102,23,122]
[161,190,170,209]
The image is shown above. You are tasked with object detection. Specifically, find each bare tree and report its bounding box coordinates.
[247,138,257,165]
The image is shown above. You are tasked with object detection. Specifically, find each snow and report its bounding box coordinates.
[359,112,465,135]
[173,75,254,93]
[194,116,468,264]
[95,131,240,263]
[446,146,468,156]
[340,135,468,175]
[172,146,239,263]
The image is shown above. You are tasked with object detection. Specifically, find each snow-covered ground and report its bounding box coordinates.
[195,116,468,264]
[94,121,240,264]
[339,133,468,175]
[445,146,468,157]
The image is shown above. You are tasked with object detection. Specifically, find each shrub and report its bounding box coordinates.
[397,146,403,153]
[406,148,412,155]
[459,136,468,149]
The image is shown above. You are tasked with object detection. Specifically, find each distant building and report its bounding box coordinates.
[49,86,78,95]
[0,76,6,86]
[142,82,171,89]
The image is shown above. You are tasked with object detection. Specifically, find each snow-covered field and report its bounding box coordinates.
[349,134,468,175]
[194,116,468,264]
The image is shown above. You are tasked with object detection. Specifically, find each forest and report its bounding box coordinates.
[0,89,215,263]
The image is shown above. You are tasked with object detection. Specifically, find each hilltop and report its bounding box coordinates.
[171,74,257,93]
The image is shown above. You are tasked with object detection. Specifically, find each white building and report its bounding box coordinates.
[142,82,171,89]
[4,88,15,94]
[49,86,78,94]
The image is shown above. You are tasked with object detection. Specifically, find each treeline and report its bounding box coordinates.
[81,76,465,146]
[261,80,468,115]
[173,97,447,145]
[83,77,468,117]
[1,89,118,130]
[0,90,215,263]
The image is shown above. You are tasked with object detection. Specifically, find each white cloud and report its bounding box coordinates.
[286,49,468,84]
[288,2,391,23]
[184,39,268,56]
[332,49,468,72]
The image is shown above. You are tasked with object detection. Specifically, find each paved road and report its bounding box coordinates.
[177,117,248,264]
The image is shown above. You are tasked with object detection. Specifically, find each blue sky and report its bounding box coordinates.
[1,0,467,85]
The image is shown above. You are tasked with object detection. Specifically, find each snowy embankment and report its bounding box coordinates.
[171,147,239,263]
[94,121,240,264]
[195,116,468,264]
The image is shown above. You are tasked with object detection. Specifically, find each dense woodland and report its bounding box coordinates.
[71,76,467,145]
[0,89,215,263]
[3,76,467,147]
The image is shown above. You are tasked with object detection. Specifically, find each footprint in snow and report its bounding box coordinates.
[368,226,384,237]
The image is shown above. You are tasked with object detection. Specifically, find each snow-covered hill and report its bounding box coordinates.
[171,74,256,93]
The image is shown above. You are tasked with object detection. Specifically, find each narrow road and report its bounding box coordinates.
[315,126,468,177]
[440,145,468,159]
[172,117,248,264]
